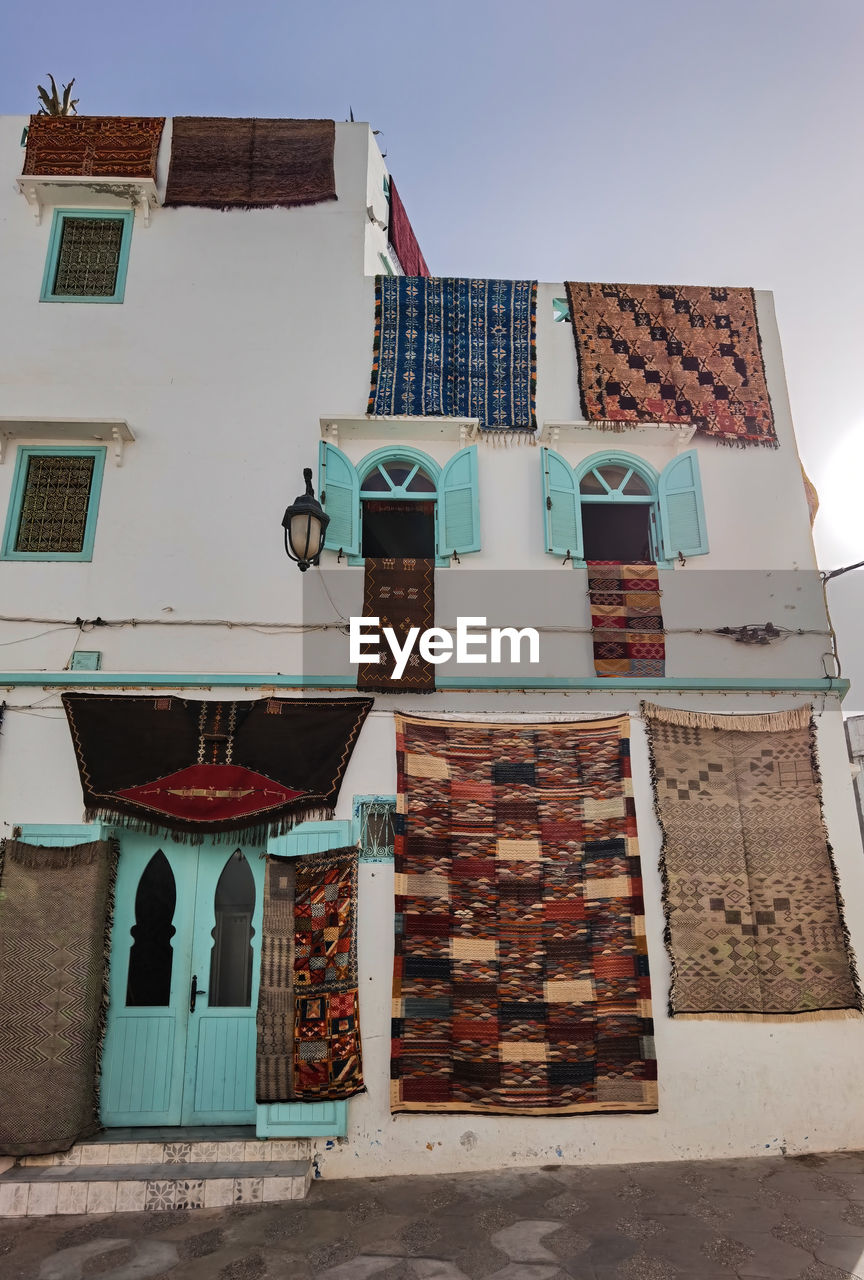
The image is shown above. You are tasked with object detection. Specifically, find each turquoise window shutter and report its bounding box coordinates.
[438,445,480,556]
[658,449,709,558]
[541,447,582,560]
[318,440,359,555]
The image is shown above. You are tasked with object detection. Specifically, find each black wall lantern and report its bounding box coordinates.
[282,468,330,572]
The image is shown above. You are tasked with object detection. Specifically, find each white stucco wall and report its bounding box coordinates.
[0,115,860,1176]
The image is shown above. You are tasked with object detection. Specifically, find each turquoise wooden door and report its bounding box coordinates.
[101,835,264,1127]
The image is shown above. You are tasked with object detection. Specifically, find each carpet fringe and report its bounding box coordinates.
[641,701,811,733]
[672,1009,863,1023]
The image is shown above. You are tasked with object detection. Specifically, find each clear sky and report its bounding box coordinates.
[2,0,862,707]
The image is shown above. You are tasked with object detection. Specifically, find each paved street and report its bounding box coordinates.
[2,1151,864,1280]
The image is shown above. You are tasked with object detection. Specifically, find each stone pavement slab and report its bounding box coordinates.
[0,1153,863,1280]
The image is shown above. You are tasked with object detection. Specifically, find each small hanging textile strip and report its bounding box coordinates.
[565,281,777,447]
[586,562,665,676]
[22,115,164,178]
[256,845,363,1102]
[61,693,372,840]
[357,557,436,693]
[0,839,119,1155]
[643,701,863,1020]
[392,714,657,1114]
[387,177,429,277]
[164,117,337,209]
[369,276,537,432]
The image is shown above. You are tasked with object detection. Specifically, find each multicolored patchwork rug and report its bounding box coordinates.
[357,558,436,692]
[22,115,164,178]
[62,694,372,840]
[257,845,363,1102]
[369,276,537,433]
[565,281,777,447]
[587,563,665,677]
[392,715,657,1114]
[644,702,863,1019]
[164,117,337,208]
[0,839,118,1155]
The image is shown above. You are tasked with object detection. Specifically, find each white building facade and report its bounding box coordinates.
[0,113,862,1201]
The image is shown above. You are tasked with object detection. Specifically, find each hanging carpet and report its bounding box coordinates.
[257,845,363,1102]
[587,562,665,677]
[392,714,657,1114]
[565,281,777,447]
[369,276,537,433]
[644,702,862,1019]
[357,557,436,693]
[0,838,118,1155]
[387,177,429,277]
[22,115,164,179]
[164,117,337,209]
[61,694,372,840]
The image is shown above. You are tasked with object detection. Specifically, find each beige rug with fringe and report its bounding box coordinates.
[643,703,862,1020]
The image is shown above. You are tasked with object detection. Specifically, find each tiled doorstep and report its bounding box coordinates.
[0,1159,311,1217]
[19,1137,310,1167]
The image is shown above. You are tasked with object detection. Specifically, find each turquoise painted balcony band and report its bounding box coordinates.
[1,445,106,562]
[0,671,849,697]
[40,208,134,304]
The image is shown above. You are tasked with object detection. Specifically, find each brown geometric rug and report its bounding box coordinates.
[22,115,164,178]
[256,846,363,1102]
[164,117,337,208]
[392,714,657,1114]
[357,557,436,692]
[565,281,777,447]
[644,702,862,1019]
[0,838,118,1155]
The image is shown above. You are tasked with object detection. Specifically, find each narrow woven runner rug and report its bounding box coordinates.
[256,845,363,1102]
[22,115,164,178]
[644,702,862,1019]
[369,276,537,434]
[587,562,665,676]
[392,714,657,1114]
[164,117,337,208]
[0,838,118,1155]
[565,281,777,447]
[357,558,436,692]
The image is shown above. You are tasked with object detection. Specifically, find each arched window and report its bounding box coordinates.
[318,442,480,563]
[542,448,708,566]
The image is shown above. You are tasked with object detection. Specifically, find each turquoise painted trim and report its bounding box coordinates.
[574,450,661,498]
[352,794,396,861]
[658,448,709,558]
[357,445,442,490]
[18,823,110,845]
[0,671,849,696]
[1,445,106,562]
[40,208,134,304]
[439,445,481,556]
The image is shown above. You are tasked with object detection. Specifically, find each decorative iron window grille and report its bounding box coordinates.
[52,216,125,297]
[357,798,396,862]
[15,453,96,553]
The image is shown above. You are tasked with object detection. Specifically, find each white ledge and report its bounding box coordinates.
[540,420,698,448]
[0,418,135,466]
[320,415,480,444]
[17,175,158,225]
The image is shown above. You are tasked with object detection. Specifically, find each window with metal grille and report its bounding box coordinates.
[41,209,133,303]
[53,217,124,296]
[356,798,396,862]
[2,447,106,561]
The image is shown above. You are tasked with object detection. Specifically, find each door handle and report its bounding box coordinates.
[190,973,207,1013]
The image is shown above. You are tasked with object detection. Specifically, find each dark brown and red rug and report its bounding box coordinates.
[392,714,657,1114]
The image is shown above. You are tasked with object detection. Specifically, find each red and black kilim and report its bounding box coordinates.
[587,562,665,677]
[392,715,657,1114]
